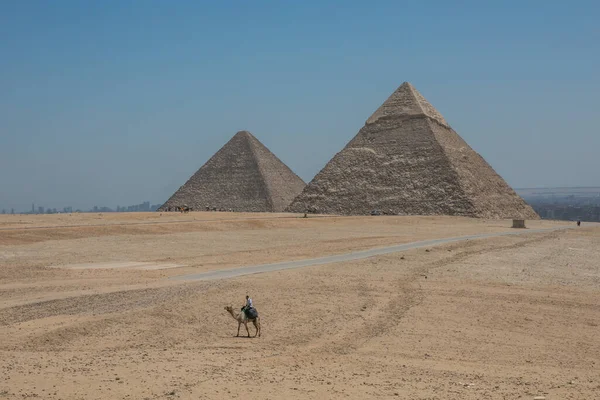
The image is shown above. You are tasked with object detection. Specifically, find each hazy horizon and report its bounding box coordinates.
[2,1,599,211]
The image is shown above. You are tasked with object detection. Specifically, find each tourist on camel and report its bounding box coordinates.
[241,295,257,319]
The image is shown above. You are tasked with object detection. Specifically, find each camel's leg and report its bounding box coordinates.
[244,322,250,338]
[236,322,241,337]
[252,320,258,337]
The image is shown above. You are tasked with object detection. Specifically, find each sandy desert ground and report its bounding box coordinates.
[0,212,598,399]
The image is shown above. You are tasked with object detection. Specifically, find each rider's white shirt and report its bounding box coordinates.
[246,298,253,308]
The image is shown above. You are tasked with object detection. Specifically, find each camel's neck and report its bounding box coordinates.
[228,309,240,320]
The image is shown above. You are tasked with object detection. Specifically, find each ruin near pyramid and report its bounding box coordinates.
[287,82,539,219]
[159,131,305,212]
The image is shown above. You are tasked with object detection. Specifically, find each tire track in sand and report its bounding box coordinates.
[302,232,561,356]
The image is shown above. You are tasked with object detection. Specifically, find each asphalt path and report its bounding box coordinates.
[172,226,573,282]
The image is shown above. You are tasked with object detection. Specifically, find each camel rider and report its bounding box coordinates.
[242,295,254,317]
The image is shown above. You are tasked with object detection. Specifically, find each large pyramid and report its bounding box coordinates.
[160,131,305,212]
[287,82,538,219]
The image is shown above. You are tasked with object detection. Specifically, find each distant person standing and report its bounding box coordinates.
[577,220,581,227]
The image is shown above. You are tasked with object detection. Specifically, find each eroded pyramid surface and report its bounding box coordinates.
[287,83,538,219]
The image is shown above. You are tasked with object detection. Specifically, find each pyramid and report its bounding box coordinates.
[159,131,305,212]
[287,82,538,219]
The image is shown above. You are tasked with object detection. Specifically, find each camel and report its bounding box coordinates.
[224,305,261,338]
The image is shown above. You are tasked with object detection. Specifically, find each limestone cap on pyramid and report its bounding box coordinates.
[366,82,449,127]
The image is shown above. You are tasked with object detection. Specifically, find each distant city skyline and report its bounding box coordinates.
[3,186,600,214]
[1,2,599,211]
[1,201,161,215]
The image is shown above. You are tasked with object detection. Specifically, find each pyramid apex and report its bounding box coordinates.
[366,82,448,126]
[234,130,254,138]
[231,130,259,144]
[397,81,415,91]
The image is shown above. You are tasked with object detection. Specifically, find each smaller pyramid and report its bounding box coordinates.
[159,131,305,212]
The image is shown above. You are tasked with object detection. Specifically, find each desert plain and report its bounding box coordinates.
[0,212,599,399]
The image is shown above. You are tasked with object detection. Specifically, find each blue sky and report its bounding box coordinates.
[1,1,599,211]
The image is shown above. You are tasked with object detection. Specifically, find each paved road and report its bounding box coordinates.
[171,226,573,282]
